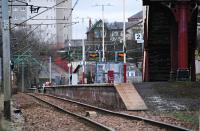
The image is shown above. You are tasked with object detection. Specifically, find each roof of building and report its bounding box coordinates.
[87,20,141,33]
[128,11,143,22]
[110,20,142,30]
[108,22,136,30]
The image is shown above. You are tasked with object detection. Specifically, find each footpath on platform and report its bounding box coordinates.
[114,83,148,110]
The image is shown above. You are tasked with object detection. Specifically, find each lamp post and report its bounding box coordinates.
[123,0,127,83]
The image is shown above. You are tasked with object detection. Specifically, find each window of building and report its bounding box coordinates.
[94,31,101,38]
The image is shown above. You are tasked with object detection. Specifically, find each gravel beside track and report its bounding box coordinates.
[121,111,198,131]
[11,81,199,131]
[12,93,100,131]
[34,93,182,131]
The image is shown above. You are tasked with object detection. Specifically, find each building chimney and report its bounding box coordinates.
[89,18,92,29]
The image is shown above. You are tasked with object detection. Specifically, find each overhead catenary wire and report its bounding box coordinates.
[11,0,69,30]
[72,0,79,10]
[21,25,41,41]
[31,18,70,20]
[13,22,79,26]
[65,0,79,21]
[13,0,28,5]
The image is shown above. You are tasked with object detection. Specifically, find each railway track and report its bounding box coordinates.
[28,93,192,131]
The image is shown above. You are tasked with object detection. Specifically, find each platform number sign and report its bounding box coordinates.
[135,33,144,43]
[135,33,142,40]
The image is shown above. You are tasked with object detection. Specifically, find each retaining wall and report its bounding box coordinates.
[45,85,126,110]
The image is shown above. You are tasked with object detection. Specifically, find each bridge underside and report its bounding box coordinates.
[142,1,198,81]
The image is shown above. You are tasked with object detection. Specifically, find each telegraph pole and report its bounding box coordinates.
[94,3,112,62]
[1,0,11,120]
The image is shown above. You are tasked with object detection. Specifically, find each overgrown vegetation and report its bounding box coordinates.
[171,112,199,125]
[0,27,56,88]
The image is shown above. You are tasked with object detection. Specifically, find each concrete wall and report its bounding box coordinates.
[45,86,126,110]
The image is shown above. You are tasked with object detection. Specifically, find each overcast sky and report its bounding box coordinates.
[72,0,143,39]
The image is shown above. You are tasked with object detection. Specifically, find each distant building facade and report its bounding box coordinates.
[86,11,143,62]
[87,11,143,43]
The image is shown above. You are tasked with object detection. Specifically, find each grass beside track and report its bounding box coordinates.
[171,111,199,125]
[173,112,199,125]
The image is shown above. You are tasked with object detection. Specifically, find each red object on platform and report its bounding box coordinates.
[108,70,114,83]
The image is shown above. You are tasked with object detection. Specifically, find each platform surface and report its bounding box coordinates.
[114,83,147,110]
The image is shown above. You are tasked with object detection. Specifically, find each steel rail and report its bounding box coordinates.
[27,93,115,131]
[40,93,192,131]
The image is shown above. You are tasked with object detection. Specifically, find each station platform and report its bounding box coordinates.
[114,83,147,110]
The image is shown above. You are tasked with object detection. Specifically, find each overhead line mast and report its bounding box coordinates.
[2,0,11,120]
[94,3,112,62]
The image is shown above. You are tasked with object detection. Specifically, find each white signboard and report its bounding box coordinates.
[135,33,143,40]
[72,73,78,85]
[137,39,144,43]
[128,71,136,77]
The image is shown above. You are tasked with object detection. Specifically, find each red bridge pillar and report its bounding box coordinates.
[176,3,190,80]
